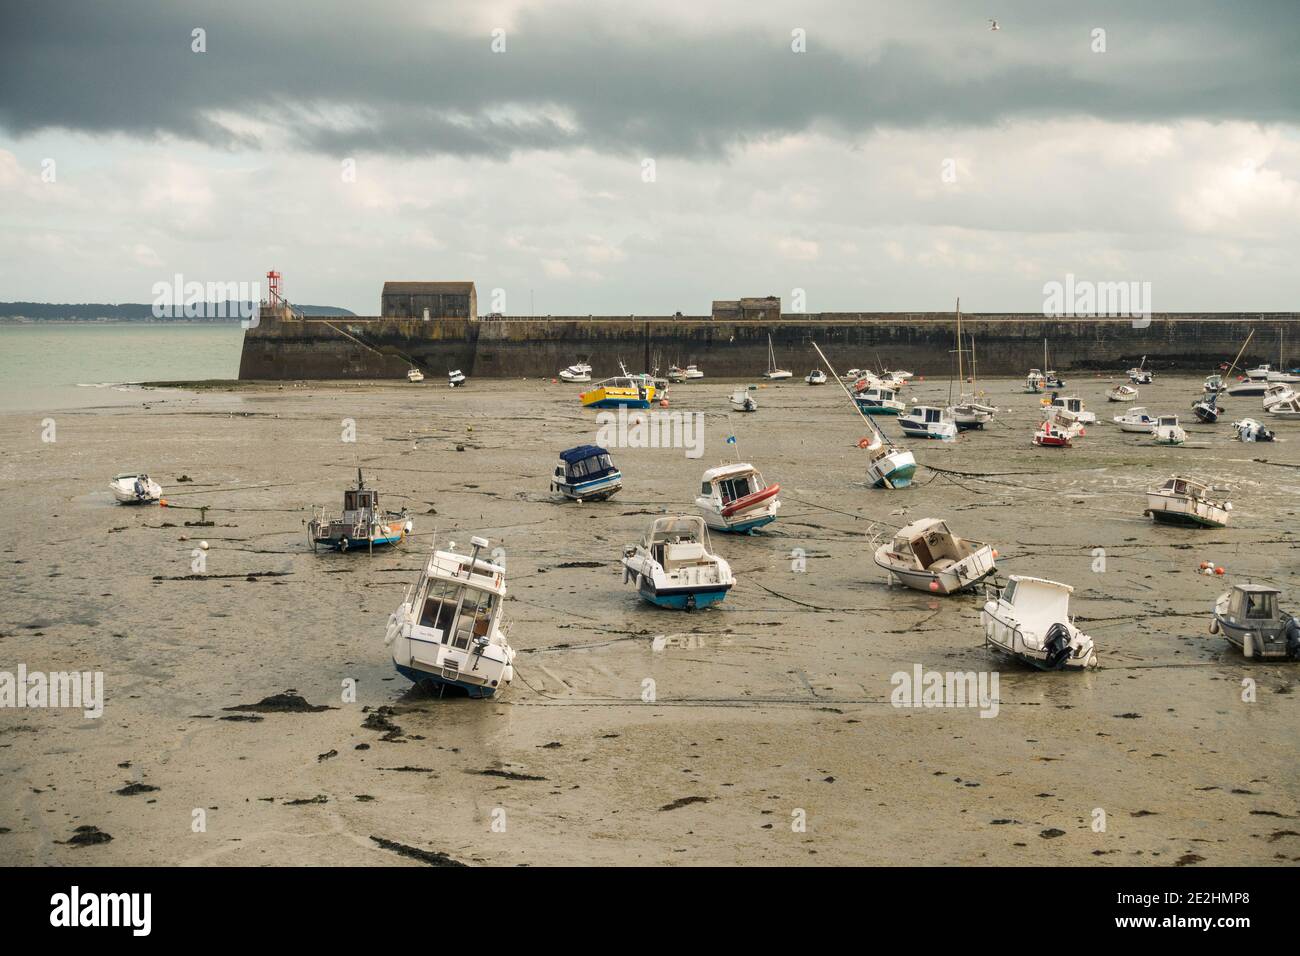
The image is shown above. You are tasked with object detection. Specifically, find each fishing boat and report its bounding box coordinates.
[805,369,827,385]
[406,367,425,382]
[764,334,792,380]
[1210,584,1300,660]
[1041,395,1096,424]
[551,445,622,501]
[1230,418,1275,443]
[384,535,515,697]
[981,576,1098,670]
[1152,414,1186,446]
[1267,394,1300,418]
[1262,383,1297,411]
[1032,419,1073,448]
[1144,475,1230,527]
[695,462,780,533]
[1127,356,1153,384]
[448,369,467,387]
[1107,383,1139,403]
[667,363,703,382]
[945,300,998,429]
[110,472,161,504]
[879,368,913,387]
[621,515,734,610]
[1192,391,1223,423]
[580,374,656,409]
[898,404,957,440]
[1022,369,1046,393]
[1203,374,1227,394]
[873,519,996,595]
[815,341,918,489]
[558,362,592,383]
[854,385,906,416]
[1113,406,1157,433]
[729,390,758,412]
[308,469,412,552]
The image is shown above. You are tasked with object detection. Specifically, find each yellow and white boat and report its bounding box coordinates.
[579,375,656,409]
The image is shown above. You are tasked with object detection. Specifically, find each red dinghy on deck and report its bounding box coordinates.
[720,482,781,518]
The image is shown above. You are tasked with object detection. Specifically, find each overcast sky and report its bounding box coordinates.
[1,0,1297,314]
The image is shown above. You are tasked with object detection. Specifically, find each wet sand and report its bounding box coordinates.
[1,374,1297,866]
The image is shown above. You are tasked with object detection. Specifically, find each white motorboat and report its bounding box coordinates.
[448,369,467,387]
[981,576,1098,670]
[1144,475,1230,528]
[621,515,734,611]
[1244,363,1272,382]
[1267,395,1300,418]
[668,364,705,382]
[1210,584,1300,660]
[805,369,827,385]
[110,472,162,504]
[1113,406,1156,433]
[559,363,592,383]
[945,300,998,430]
[1262,383,1296,410]
[1266,369,1300,384]
[1127,356,1153,384]
[695,462,780,534]
[406,368,425,382]
[729,390,758,412]
[873,519,996,595]
[1106,384,1139,402]
[898,404,957,440]
[1226,379,1266,398]
[1203,374,1227,394]
[854,385,906,416]
[385,536,515,698]
[1152,414,1186,446]
[551,445,622,501]
[1041,395,1096,425]
[1022,369,1046,393]
[683,365,704,380]
[1192,392,1223,423]
[1231,418,1275,443]
[764,334,792,380]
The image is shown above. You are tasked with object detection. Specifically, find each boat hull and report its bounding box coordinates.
[553,472,623,501]
[875,555,996,595]
[315,528,406,551]
[869,453,917,489]
[638,581,731,610]
[394,662,499,698]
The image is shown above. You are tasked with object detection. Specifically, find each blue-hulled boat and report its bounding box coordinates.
[621,515,735,610]
[308,469,411,553]
[551,445,623,501]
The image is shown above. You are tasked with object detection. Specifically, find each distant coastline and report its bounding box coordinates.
[0,301,355,321]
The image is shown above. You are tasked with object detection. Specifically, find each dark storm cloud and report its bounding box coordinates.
[1,0,1297,158]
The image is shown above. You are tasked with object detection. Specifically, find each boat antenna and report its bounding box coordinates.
[812,341,893,448]
[357,467,364,490]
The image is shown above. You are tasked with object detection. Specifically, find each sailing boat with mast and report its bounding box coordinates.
[813,342,917,489]
[1195,331,1253,422]
[1043,339,1065,388]
[946,299,997,430]
[1267,328,1300,383]
[764,334,792,380]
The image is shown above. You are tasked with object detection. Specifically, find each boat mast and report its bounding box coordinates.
[812,341,894,448]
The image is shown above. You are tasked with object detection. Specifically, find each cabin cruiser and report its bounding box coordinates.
[110,472,162,504]
[1032,419,1073,448]
[1226,378,1266,398]
[1203,374,1227,395]
[729,390,758,412]
[1112,406,1156,433]
[873,519,996,595]
[406,367,424,382]
[1144,475,1230,528]
[948,399,997,430]
[981,576,1098,670]
[559,362,592,383]
[308,469,412,552]
[580,375,656,409]
[864,440,917,489]
[1106,384,1138,402]
[854,385,906,415]
[1231,418,1275,443]
[695,463,780,533]
[879,369,913,388]
[551,445,622,501]
[1267,394,1300,418]
[1041,394,1096,424]
[448,369,467,387]
[1210,584,1300,660]
[805,369,827,385]
[898,404,957,440]
[1262,383,1296,411]
[1044,370,1065,388]
[1022,369,1046,393]
[1266,367,1300,384]
[622,515,734,610]
[385,536,515,697]
[1152,414,1186,446]
[1244,363,1272,382]
[1191,393,1223,424]
[668,364,705,382]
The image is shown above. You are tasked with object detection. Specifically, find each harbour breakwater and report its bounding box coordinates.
[238,311,1299,380]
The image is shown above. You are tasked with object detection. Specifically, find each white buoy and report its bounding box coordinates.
[199,541,209,550]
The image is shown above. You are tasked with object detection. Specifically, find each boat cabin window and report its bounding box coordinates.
[554,465,565,479]
[345,490,377,511]
[700,481,712,495]
[419,578,461,636]
[718,476,752,504]
[1002,579,1018,603]
[1245,592,1276,620]
[450,588,495,650]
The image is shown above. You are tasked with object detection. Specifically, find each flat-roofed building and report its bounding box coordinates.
[711,296,780,321]
[382,281,477,320]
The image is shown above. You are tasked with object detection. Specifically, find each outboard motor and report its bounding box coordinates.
[1285,618,1300,661]
[1043,623,1074,670]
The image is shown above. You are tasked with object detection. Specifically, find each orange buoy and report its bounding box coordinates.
[1214,566,1226,575]
[857,438,872,449]
[659,399,669,408]
[928,580,940,592]
[159,499,168,507]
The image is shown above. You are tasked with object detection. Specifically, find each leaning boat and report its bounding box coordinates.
[1231,418,1275,443]
[448,369,467,387]
[873,519,996,595]
[854,385,905,416]
[621,515,734,610]
[1127,356,1153,384]
[814,342,917,489]
[1107,383,1139,403]
[406,367,425,382]
[551,445,622,501]
[1144,475,1230,528]
[308,469,412,552]
[385,535,515,697]
[695,462,780,533]
[1113,406,1156,433]
[1191,393,1222,424]
[1267,394,1300,418]
[898,404,957,440]
[110,472,161,504]
[1210,584,1300,660]
[1262,383,1296,411]
[981,576,1098,670]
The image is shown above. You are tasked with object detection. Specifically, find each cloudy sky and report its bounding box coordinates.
[1,0,1297,314]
